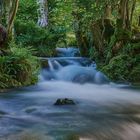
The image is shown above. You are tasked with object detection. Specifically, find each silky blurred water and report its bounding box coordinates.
[0,48,140,140]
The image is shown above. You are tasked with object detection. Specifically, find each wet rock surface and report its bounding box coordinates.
[0,110,8,116]
[54,98,76,105]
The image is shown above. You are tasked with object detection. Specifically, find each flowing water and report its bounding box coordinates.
[0,48,140,140]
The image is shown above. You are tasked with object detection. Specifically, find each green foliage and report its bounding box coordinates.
[0,42,40,89]
[17,0,38,22]
[15,20,65,56]
[102,55,130,81]
[129,65,140,84]
[15,0,73,56]
[102,53,140,84]
[2,0,140,85]
[124,42,140,56]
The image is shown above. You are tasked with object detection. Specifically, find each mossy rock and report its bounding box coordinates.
[0,110,8,116]
[116,28,132,41]
[102,55,133,82]
[40,59,49,68]
[124,43,140,56]
[54,98,76,106]
[128,65,140,84]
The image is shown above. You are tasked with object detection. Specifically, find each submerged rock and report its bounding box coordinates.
[0,110,8,117]
[24,107,37,113]
[41,59,49,68]
[54,98,76,105]
[73,73,93,84]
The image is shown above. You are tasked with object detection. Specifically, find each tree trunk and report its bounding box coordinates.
[105,5,111,19]
[119,0,130,29]
[139,16,140,26]
[7,0,19,39]
[130,0,136,27]
[0,0,3,22]
[37,0,48,27]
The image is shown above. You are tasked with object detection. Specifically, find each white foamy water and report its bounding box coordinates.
[0,47,140,140]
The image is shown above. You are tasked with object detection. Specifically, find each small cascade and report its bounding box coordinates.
[40,47,109,84]
[53,60,62,69]
[1,47,140,140]
[54,65,109,84]
[94,72,109,84]
[56,47,80,57]
[47,59,62,71]
[40,59,109,84]
[48,60,55,71]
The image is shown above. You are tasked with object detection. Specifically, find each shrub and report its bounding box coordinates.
[14,20,66,57]
[102,55,134,82]
[0,42,40,89]
[129,64,140,83]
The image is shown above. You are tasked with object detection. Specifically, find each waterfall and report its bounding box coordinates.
[54,60,62,69]
[39,47,109,84]
[48,60,54,71]
[48,59,62,71]
[37,0,48,27]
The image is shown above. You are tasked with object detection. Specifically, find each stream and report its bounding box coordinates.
[0,48,140,140]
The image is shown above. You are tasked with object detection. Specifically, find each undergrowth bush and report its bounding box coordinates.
[15,20,66,57]
[0,42,40,89]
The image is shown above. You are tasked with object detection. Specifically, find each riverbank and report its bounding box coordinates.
[0,43,40,90]
[0,47,140,140]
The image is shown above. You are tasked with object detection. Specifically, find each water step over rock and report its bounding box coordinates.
[0,110,8,116]
[54,98,76,105]
[24,107,37,113]
[40,59,48,68]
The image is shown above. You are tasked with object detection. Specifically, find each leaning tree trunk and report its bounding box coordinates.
[37,0,48,27]
[112,0,130,53]
[118,0,130,29]
[106,0,131,63]
[130,0,136,27]
[139,16,140,26]
[7,0,19,39]
[0,0,3,22]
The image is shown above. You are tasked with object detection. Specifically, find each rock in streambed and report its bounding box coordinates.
[54,98,76,105]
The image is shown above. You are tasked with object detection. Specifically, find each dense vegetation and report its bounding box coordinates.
[73,0,140,85]
[0,0,140,89]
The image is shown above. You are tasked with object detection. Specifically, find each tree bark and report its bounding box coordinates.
[130,0,136,27]
[7,0,19,38]
[119,0,130,29]
[37,0,48,27]
[139,16,140,26]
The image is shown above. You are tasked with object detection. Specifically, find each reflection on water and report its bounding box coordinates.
[0,48,140,140]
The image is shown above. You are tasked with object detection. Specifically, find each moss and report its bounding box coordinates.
[102,55,134,82]
[41,59,49,68]
[0,43,40,89]
[128,65,140,84]
[124,42,140,56]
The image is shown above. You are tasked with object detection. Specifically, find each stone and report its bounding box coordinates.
[41,59,49,68]
[54,98,76,105]
[24,107,37,113]
[0,110,8,116]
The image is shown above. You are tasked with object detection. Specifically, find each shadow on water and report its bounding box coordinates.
[0,47,140,140]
